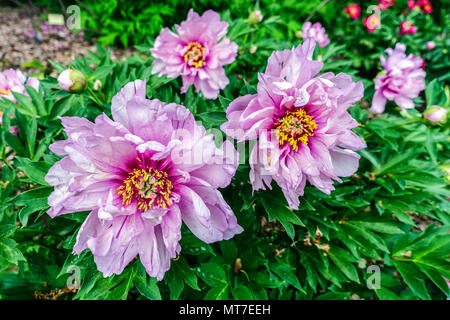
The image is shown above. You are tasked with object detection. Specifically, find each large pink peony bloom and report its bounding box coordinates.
[301,22,330,48]
[45,80,243,279]
[151,9,238,100]
[370,43,425,113]
[0,69,40,102]
[221,40,366,209]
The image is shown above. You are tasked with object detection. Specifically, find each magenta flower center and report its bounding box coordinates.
[117,163,174,211]
[184,42,205,68]
[274,108,317,151]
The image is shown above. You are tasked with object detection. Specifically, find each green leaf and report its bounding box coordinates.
[0,237,26,267]
[197,112,227,128]
[392,260,431,300]
[415,262,450,296]
[134,263,162,300]
[425,79,447,107]
[180,234,214,256]
[15,157,51,185]
[261,188,304,240]
[270,262,305,293]
[349,219,405,234]
[5,131,26,156]
[375,288,402,300]
[196,261,227,287]
[171,257,200,291]
[329,252,360,283]
[90,65,113,80]
[232,285,254,299]
[24,85,46,116]
[11,91,37,117]
[204,284,229,300]
[425,128,437,165]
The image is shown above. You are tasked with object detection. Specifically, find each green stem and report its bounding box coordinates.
[87,87,104,106]
[390,118,422,128]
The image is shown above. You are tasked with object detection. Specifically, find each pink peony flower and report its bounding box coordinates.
[424,106,447,123]
[407,0,417,10]
[370,43,425,113]
[221,40,366,209]
[151,9,238,100]
[363,14,381,32]
[0,69,40,103]
[399,20,417,35]
[426,41,435,50]
[418,0,432,13]
[45,80,243,279]
[301,22,330,48]
[344,4,361,19]
[378,0,395,10]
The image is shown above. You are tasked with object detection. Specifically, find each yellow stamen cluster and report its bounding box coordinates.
[117,165,173,212]
[0,88,11,95]
[184,42,205,68]
[274,108,317,152]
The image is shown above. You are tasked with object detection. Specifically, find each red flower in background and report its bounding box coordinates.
[399,20,417,35]
[344,4,361,19]
[363,14,381,32]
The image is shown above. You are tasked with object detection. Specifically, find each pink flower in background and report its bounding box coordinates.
[370,43,425,113]
[344,4,361,19]
[363,14,381,32]
[0,111,18,136]
[0,69,40,103]
[378,0,395,10]
[301,22,330,48]
[426,41,435,50]
[45,80,242,279]
[407,0,417,10]
[418,0,432,13]
[399,20,417,35]
[151,9,238,100]
[9,125,19,136]
[221,39,366,209]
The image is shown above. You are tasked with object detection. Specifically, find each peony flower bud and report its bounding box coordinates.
[248,10,263,24]
[424,106,447,123]
[57,69,87,93]
[93,79,102,91]
[426,41,435,50]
